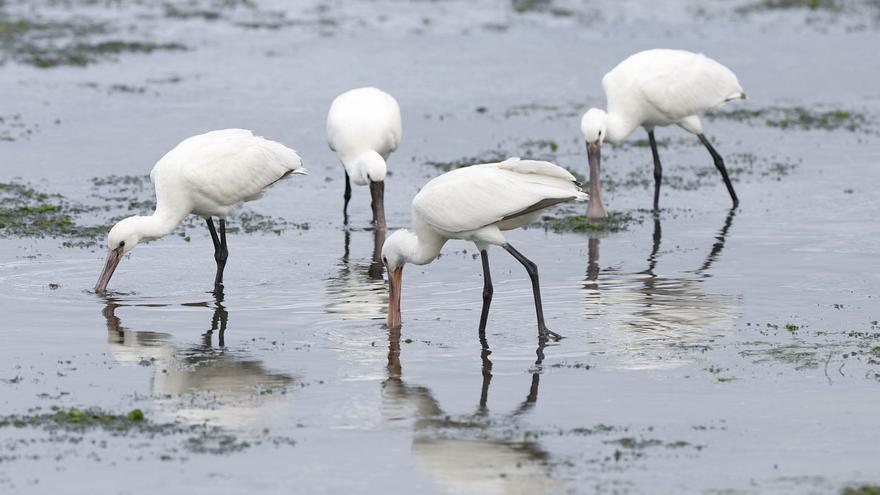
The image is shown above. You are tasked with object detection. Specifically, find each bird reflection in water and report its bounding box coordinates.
[103,288,295,426]
[383,329,565,494]
[325,228,387,319]
[584,209,738,367]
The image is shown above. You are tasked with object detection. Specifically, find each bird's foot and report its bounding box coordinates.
[539,326,563,342]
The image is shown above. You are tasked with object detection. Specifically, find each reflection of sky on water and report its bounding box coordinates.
[584,211,740,369]
[325,229,388,320]
[103,291,296,428]
[382,329,566,495]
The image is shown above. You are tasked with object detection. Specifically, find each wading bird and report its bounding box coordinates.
[327,87,402,229]
[94,129,307,292]
[580,49,746,218]
[381,158,587,341]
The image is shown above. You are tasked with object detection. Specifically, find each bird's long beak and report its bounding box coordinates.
[386,266,403,329]
[94,247,123,293]
[586,141,608,219]
[370,180,386,231]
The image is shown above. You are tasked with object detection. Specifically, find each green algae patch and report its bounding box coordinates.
[0,176,301,249]
[842,485,880,495]
[21,40,187,68]
[425,150,509,171]
[0,407,154,432]
[706,106,871,133]
[736,0,839,13]
[540,211,640,233]
[0,406,296,458]
[0,181,107,245]
[0,10,187,68]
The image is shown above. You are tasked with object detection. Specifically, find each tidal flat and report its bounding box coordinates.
[1,0,879,494]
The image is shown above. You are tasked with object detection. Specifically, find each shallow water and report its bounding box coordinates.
[1,1,879,493]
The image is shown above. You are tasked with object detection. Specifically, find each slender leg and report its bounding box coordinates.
[343,171,352,225]
[502,244,562,341]
[698,134,739,208]
[478,250,494,335]
[477,334,492,416]
[206,218,228,288]
[648,130,663,210]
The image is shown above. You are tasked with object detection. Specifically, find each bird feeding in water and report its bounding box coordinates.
[327,87,402,230]
[381,158,587,341]
[580,49,746,218]
[94,129,307,292]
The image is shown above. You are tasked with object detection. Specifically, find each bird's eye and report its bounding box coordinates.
[119,241,125,247]
[598,131,603,137]
[382,256,388,265]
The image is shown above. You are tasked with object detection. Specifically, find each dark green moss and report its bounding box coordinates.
[0,181,107,245]
[842,485,880,495]
[736,0,838,13]
[706,106,870,133]
[540,211,640,233]
[425,151,509,171]
[0,407,150,432]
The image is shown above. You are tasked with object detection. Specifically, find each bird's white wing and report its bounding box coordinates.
[327,87,402,160]
[412,158,586,233]
[605,49,744,122]
[170,129,304,206]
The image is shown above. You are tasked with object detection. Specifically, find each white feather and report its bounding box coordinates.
[412,158,586,235]
[151,128,305,218]
[602,49,745,133]
[327,87,402,184]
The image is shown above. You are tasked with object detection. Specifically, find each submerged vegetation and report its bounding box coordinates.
[0,406,294,459]
[707,106,872,133]
[0,181,107,246]
[540,210,642,233]
[0,14,187,68]
[0,176,301,248]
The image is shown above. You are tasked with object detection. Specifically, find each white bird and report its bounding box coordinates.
[94,129,307,292]
[580,49,746,218]
[327,87,402,230]
[381,158,587,340]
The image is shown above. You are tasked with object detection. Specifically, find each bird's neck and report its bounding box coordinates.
[405,227,447,266]
[135,206,187,242]
[604,112,638,144]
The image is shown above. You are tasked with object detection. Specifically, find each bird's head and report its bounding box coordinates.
[580,108,608,145]
[95,216,143,292]
[381,229,417,329]
[357,150,387,183]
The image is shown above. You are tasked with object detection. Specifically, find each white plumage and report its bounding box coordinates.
[581,49,745,218]
[413,159,583,235]
[601,49,745,137]
[327,87,402,228]
[94,128,307,292]
[327,87,401,184]
[153,129,305,217]
[382,158,586,339]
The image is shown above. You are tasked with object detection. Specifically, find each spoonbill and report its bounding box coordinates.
[580,49,746,218]
[381,158,587,341]
[94,129,307,292]
[327,87,402,229]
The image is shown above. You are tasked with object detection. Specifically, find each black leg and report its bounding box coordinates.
[207,218,228,288]
[698,134,739,208]
[502,244,562,341]
[478,250,494,335]
[343,171,352,225]
[477,334,492,416]
[648,130,663,210]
